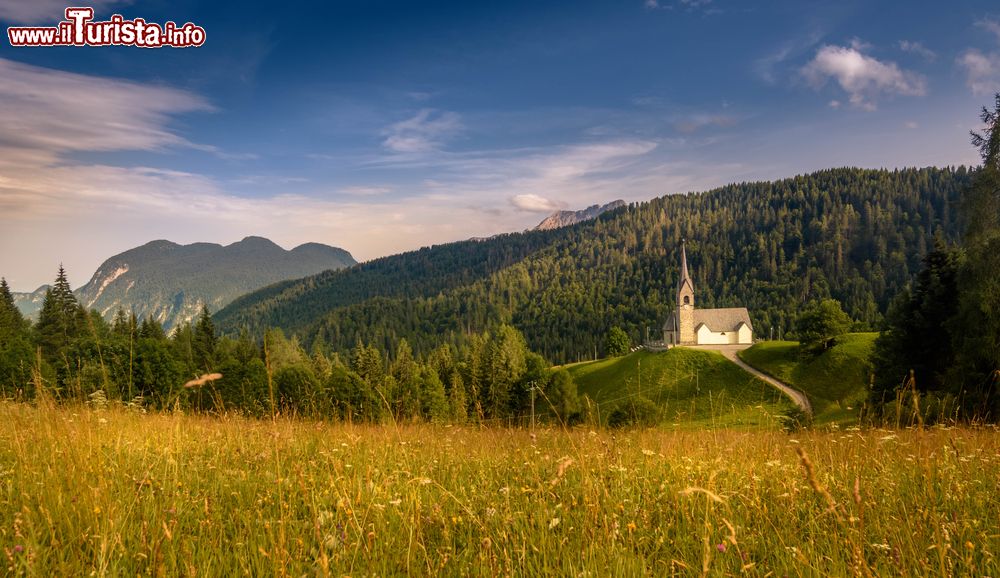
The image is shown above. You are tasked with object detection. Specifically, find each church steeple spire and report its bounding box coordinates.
[677,239,695,308]
[679,239,691,292]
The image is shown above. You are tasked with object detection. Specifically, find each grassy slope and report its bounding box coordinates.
[565,348,793,429]
[2,403,997,576]
[738,333,877,425]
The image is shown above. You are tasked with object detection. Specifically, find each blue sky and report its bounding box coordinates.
[1,0,999,290]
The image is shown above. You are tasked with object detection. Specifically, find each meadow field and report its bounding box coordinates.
[1,402,997,576]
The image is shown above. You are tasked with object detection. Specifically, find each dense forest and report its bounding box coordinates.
[217,167,970,363]
[0,273,575,425]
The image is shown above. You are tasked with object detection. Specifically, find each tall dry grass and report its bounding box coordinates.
[0,402,997,576]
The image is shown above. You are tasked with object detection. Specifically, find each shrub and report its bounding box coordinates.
[607,396,660,428]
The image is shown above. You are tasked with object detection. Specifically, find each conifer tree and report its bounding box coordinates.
[193,305,217,371]
[36,265,82,358]
[0,278,27,338]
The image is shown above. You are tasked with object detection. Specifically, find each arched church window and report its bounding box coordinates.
[683,295,690,305]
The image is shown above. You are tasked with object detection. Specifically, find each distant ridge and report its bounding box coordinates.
[10,285,49,319]
[14,237,357,329]
[534,200,626,230]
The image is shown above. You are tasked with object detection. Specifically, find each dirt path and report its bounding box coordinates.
[688,344,813,414]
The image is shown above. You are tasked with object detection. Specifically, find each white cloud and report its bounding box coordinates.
[382,109,462,153]
[802,44,927,110]
[957,49,1000,96]
[898,40,936,62]
[954,18,1000,97]
[510,194,563,213]
[0,0,129,24]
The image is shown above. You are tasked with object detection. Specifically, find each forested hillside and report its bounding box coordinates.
[217,167,970,363]
[72,236,356,330]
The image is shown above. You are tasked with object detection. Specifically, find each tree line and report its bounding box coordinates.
[0,276,581,424]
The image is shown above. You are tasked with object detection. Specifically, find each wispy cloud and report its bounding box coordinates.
[673,114,737,134]
[338,186,393,196]
[753,31,824,85]
[976,17,1000,43]
[0,58,211,153]
[510,194,564,213]
[898,40,936,62]
[802,44,927,110]
[382,109,462,153]
[0,0,130,24]
[957,18,1000,96]
[643,0,718,13]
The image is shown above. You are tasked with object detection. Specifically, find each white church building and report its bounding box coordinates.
[662,241,754,346]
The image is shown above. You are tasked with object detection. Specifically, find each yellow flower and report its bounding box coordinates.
[93,506,102,515]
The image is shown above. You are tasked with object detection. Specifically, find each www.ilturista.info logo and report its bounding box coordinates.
[8,7,205,48]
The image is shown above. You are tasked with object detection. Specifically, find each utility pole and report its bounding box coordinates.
[530,381,536,430]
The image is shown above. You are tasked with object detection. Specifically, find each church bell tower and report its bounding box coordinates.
[677,240,696,344]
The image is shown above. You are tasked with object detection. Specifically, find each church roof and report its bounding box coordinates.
[692,308,754,333]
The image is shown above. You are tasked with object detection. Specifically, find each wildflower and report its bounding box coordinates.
[13,545,24,554]
[717,543,727,553]
[94,506,102,515]
[965,541,975,550]
[549,517,560,529]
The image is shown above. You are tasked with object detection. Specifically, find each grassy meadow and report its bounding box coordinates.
[2,402,998,576]
[739,334,877,425]
[565,348,794,429]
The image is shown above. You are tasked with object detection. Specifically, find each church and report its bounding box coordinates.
[662,241,754,346]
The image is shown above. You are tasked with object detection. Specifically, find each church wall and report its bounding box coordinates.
[695,324,732,345]
[678,307,695,343]
[737,324,753,344]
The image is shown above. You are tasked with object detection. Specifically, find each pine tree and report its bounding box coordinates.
[871,241,961,402]
[0,278,14,311]
[36,265,82,358]
[419,367,449,423]
[0,278,27,338]
[193,305,217,371]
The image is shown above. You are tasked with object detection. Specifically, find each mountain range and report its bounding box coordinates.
[534,200,626,230]
[214,167,971,363]
[14,237,356,329]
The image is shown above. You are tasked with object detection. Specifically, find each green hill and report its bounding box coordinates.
[564,348,794,429]
[216,167,969,363]
[738,333,877,425]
